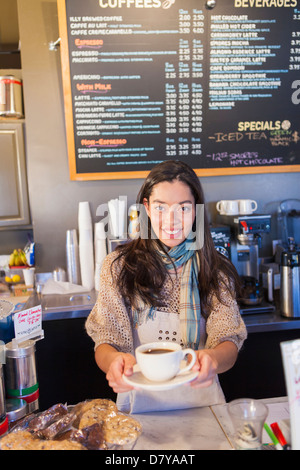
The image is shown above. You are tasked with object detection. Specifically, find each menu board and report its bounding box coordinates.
[57,0,300,180]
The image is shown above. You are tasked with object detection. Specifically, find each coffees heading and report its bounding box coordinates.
[97,0,297,7]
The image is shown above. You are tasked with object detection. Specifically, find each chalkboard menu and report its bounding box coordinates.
[57,0,300,180]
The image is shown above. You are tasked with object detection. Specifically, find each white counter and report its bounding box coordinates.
[133,397,289,450]
[134,406,231,450]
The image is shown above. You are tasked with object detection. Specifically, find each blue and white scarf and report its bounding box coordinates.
[134,239,201,350]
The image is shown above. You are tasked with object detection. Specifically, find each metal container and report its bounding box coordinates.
[52,267,66,282]
[0,75,24,118]
[4,340,38,399]
[280,249,300,318]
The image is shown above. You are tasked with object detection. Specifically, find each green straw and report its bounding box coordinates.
[264,423,283,450]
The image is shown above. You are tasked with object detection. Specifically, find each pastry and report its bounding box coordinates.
[27,403,68,432]
[1,430,40,450]
[103,413,142,446]
[0,398,141,450]
[39,411,77,439]
[76,399,118,429]
[61,423,107,450]
[37,439,86,450]
[75,398,117,416]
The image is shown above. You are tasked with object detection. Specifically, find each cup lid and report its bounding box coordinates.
[5,340,36,358]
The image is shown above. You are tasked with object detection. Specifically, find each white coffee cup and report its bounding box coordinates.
[216,200,239,215]
[135,341,196,382]
[238,199,258,215]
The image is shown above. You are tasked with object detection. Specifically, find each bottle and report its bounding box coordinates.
[280,237,300,318]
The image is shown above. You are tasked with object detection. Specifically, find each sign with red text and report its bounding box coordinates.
[13,305,43,342]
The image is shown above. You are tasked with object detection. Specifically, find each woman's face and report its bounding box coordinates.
[144,180,196,248]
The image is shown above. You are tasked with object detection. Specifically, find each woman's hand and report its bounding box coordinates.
[188,349,218,388]
[105,352,137,393]
[188,341,238,388]
[95,344,137,393]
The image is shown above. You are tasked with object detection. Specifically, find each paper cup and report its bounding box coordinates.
[23,268,35,287]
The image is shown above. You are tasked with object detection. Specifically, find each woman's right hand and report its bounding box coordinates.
[105,352,136,393]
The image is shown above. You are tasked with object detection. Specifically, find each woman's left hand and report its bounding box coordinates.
[187,341,238,388]
[188,349,218,388]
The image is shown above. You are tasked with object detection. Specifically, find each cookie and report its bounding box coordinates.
[76,399,118,429]
[0,430,40,450]
[76,399,118,415]
[37,439,86,450]
[103,414,142,446]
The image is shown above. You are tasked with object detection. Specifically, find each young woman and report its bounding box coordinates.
[86,160,247,412]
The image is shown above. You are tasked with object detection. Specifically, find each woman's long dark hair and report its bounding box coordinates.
[112,160,240,317]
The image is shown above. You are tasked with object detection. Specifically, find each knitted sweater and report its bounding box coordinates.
[85,251,247,354]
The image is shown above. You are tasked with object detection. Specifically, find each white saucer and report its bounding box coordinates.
[122,364,198,391]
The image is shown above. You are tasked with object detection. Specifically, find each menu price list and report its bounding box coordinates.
[61,0,300,177]
[67,0,206,174]
[206,2,300,169]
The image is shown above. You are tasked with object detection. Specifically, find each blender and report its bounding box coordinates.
[277,199,300,250]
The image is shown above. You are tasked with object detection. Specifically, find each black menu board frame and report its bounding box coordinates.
[57,0,300,180]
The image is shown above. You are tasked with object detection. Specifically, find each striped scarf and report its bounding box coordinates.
[143,239,201,350]
[161,240,201,350]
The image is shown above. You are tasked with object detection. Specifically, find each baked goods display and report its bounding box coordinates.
[0,399,141,450]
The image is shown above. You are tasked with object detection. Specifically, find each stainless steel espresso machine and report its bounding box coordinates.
[218,214,275,314]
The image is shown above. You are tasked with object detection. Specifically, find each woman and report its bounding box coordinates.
[86,160,247,412]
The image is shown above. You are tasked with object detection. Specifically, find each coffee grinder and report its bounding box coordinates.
[218,214,275,314]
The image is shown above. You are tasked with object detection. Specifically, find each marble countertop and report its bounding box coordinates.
[134,406,231,450]
[132,397,289,450]
[211,396,289,449]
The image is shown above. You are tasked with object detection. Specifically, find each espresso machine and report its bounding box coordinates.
[218,214,275,314]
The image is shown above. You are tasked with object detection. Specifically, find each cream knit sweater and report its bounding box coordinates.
[86,251,247,354]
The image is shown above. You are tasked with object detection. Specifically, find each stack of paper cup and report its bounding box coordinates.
[78,202,94,291]
[108,197,126,238]
[66,229,81,285]
[94,222,108,291]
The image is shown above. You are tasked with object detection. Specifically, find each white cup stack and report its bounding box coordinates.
[78,201,94,291]
[108,198,126,239]
[94,221,108,291]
